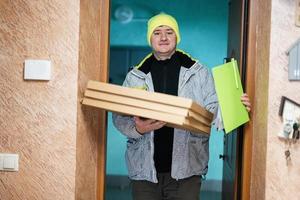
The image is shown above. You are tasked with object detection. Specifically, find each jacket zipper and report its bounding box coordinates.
[131,69,158,182]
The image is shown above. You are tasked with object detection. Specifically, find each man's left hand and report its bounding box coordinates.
[241,93,251,112]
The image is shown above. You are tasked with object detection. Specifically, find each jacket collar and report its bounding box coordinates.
[130,61,203,89]
[130,50,203,90]
[135,50,197,74]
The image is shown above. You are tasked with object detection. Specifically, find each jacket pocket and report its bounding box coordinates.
[187,133,209,174]
[125,138,145,177]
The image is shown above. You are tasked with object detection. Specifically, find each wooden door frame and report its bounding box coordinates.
[97,0,110,200]
[241,0,271,199]
[240,0,254,198]
[96,0,272,199]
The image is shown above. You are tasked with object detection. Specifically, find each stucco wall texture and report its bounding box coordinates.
[266,0,300,199]
[0,1,79,199]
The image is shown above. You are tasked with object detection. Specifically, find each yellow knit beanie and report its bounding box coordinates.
[147,13,181,46]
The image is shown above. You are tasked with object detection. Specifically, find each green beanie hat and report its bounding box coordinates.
[147,13,181,46]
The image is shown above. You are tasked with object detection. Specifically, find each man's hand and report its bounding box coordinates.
[134,116,166,134]
[241,93,251,112]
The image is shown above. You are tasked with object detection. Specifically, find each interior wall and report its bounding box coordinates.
[0,0,79,199]
[110,0,228,67]
[265,0,300,199]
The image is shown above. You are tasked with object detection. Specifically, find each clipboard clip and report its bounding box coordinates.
[224,57,239,89]
[232,59,239,89]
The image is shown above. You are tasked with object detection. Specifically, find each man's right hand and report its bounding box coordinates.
[134,116,166,134]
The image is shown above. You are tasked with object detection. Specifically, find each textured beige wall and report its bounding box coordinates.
[0,0,79,199]
[266,0,300,199]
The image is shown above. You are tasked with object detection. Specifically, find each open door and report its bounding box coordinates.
[221,0,248,199]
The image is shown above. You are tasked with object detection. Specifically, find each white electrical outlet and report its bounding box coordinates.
[0,153,19,172]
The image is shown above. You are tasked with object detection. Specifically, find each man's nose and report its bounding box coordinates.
[160,33,167,40]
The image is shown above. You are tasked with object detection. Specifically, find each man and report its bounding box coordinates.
[113,13,251,200]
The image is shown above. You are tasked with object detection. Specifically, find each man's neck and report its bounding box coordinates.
[153,50,176,60]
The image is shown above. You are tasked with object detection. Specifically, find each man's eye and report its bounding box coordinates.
[167,32,174,35]
[153,32,160,35]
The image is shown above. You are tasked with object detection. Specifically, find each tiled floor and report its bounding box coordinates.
[106,186,221,200]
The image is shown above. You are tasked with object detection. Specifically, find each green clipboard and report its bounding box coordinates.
[212,59,249,133]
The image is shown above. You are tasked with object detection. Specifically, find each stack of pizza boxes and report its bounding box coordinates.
[82,81,213,134]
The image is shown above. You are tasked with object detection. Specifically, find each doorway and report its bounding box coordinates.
[79,0,273,198]
[106,0,229,199]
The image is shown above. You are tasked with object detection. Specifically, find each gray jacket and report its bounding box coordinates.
[112,59,220,183]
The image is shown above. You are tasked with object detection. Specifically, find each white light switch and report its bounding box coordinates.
[0,153,19,172]
[24,59,51,80]
[4,156,15,169]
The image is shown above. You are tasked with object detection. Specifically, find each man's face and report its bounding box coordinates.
[150,25,177,57]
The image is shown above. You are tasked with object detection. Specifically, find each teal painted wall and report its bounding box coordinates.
[107,0,228,181]
[107,112,128,175]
